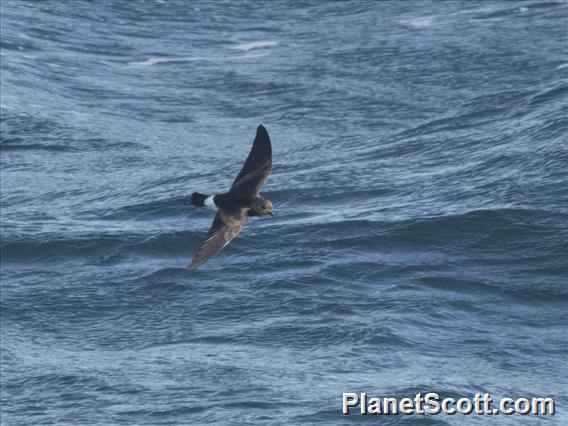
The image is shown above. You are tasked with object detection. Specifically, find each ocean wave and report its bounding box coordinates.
[0,142,78,152]
[97,196,190,220]
[528,82,568,106]
[419,276,568,304]
[0,231,200,263]
[0,111,147,153]
[272,209,568,260]
[395,88,536,139]
[3,208,562,266]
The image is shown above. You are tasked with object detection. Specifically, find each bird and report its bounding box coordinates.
[187,125,273,271]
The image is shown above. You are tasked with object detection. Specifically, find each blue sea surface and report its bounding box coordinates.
[1,1,567,424]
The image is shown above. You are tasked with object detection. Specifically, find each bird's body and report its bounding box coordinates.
[187,125,273,271]
[191,192,273,216]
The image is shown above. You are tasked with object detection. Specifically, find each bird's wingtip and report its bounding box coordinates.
[256,124,269,140]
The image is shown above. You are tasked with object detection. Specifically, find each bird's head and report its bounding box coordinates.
[252,196,273,216]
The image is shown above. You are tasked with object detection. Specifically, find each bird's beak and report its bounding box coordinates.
[270,212,274,217]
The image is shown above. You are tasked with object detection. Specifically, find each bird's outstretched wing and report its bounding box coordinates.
[231,125,272,196]
[188,208,247,271]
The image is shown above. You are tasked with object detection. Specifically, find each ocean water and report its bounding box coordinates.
[1,0,567,424]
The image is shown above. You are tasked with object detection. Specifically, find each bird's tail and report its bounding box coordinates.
[190,192,209,207]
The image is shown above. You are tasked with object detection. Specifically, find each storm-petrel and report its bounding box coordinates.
[187,125,273,271]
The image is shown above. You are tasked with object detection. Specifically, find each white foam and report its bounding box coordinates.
[128,56,207,67]
[229,41,278,51]
[451,6,497,17]
[60,110,92,118]
[557,63,568,69]
[233,52,269,61]
[128,52,269,67]
[400,16,435,29]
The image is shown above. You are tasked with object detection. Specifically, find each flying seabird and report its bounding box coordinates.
[187,125,273,271]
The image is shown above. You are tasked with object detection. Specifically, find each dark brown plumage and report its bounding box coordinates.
[188,125,273,271]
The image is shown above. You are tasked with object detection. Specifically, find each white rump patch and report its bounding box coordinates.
[204,196,217,211]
